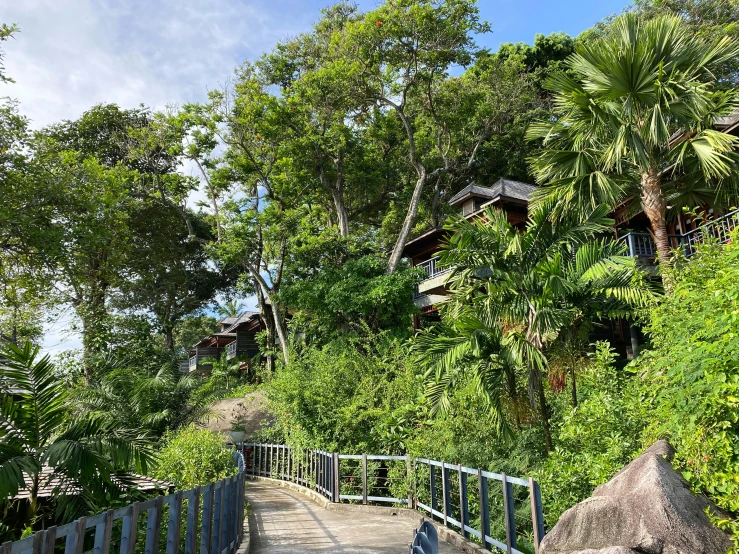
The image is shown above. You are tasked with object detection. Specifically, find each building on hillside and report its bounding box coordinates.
[403,177,539,329]
[186,312,266,373]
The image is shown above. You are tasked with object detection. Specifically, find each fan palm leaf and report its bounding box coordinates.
[529,13,739,265]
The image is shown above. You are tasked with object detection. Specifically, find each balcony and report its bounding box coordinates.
[226,340,237,360]
[417,256,450,279]
[622,208,739,259]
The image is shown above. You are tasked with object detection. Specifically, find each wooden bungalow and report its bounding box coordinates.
[403,178,539,328]
[187,312,265,373]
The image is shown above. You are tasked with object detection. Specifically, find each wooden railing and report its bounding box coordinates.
[3,458,246,554]
[242,443,545,553]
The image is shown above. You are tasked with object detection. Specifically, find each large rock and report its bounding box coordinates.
[540,440,731,554]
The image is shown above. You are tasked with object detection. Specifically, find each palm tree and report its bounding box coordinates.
[0,342,154,523]
[528,13,739,264]
[218,299,244,319]
[75,359,210,437]
[416,205,653,453]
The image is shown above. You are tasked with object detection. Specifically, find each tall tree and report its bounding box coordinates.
[529,14,739,264]
[331,0,534,273]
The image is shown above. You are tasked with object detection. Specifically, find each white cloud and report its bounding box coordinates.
[3,0,314,353]
[2,0,311,127]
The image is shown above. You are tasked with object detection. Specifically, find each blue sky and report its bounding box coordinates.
[2,0,629,353]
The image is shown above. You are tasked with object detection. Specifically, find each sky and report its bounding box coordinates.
[2,0,630,353]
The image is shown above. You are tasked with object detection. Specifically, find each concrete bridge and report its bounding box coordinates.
[247,481,464,553]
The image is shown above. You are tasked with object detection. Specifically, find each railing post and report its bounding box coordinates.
[406,455,414,509]
[166,492,183,554]
[144,496,163,554]
[121,503,140,554]
[430,466,437,517]
[32,530,43,554]
[529,477,545,553]
[43,527,57,554]
[501,473,516,553]
[459,465,469,539]
[478,470,490,551]
[186,487,200,554]
[627,233,636,257]
[333,453,340,502]
[220,478,230,553]
[93,511,112,554]
[361,453,368,505]
[441,464,450,527]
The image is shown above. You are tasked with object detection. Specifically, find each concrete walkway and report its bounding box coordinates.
[247,481,464,553]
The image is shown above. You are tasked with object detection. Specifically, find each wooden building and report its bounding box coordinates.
[403,178,539,328]
[187,312,265,373]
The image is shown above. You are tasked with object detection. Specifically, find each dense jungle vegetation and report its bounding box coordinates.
[1,0,739,548]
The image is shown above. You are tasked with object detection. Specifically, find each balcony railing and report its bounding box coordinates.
[622,207,739,258]
[417,256,450,279]
[681,208,739,256]
[226,340,237,360]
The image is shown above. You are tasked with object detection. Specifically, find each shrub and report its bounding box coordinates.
[153,425,236,489]
[636,237,739,545]
[534,342,649,524]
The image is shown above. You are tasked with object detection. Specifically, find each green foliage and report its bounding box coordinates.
[264,332,424,453]
[153,425,236,489]
[534,343,649,524]
[635,236,739,544]
[0,342,154,532]
[281,245,420,338]
[529,12,739,262]
[0,23,17,84]
[630,0,739,87]
[416,204,653,450]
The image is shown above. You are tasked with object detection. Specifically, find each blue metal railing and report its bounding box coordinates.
[2,458,246,554]
[242,443,545,552]
[622,207,739,258]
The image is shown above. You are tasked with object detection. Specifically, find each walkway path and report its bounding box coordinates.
[247,481,464,553]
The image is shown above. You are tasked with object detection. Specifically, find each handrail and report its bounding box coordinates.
[2,455,246,554]
[226,341,237,360]
[621,207,739,258]
[242,442,545,553]
[417,256,451,279]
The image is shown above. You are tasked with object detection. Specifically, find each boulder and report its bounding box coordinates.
[540,440,731,554]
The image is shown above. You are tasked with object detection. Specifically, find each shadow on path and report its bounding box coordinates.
[246,481,463,553]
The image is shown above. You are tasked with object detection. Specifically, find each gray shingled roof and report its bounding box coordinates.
[224,311,260,333]
[448,178,538,206]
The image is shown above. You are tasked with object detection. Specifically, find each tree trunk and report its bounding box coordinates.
[641,171,672,264]
[386,170,427,274]
[569,363,577,408]
[164,324,175,351]
[505,368,521,428]
[331,187,350,237]
[537,381,553,454]
[249,267,290,365]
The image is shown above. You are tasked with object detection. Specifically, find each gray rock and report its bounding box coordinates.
[540,440,731,554]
